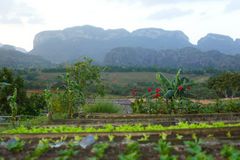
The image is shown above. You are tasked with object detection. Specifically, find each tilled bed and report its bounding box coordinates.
[1,127,240,141]
[50,113,240,125]
[0,137,240,160]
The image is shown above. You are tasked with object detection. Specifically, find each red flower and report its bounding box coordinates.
[154,93,161,98]
[178,86,183,91]
[156,88,161,93]
[187,86,191,90]
[147,87,152,92]
[131,89,137,96]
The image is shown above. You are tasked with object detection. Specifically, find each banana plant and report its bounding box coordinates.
[156,69,192,100]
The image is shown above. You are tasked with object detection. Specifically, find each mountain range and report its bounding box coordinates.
[1,25,240,69]
[0,46,52,68]
[104,47,240,70]
[30,25,240,64]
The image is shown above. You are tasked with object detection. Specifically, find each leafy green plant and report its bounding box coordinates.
[184,139,213,160]
[154,139,172,155]
[4,122,240,134]
[160,133,168,140]
[5,137,25,152]
[156,69,192,100]
[124,134,132,141]
[176,134,183,140]
[118,141,141,160]
[94,135,99,141]
[108,135,115,142]
[26,139,50,160]
[83,100,121,113]
[55,143,79,160]
[221,145,240,160]
[184,139,203,155]
[154,139,177,160]
[138,133,149,142]
[88,142,109,160]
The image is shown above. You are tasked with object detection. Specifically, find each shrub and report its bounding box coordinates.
[83,100,121,113]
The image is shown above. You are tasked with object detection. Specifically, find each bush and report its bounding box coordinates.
[83,101,121,113]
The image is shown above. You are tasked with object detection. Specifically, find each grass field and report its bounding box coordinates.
[102,72,209,85]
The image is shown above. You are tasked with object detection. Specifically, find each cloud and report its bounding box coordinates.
[109,0,219,6]
[148,9,194,20]
[225,0,240,12]
[0,0,43,24]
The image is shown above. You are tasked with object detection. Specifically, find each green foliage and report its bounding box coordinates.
[154,139,172,155]
[5,137,25,152]
[25,93,46,116]
[43,89,53,121]
[67,57,104,101]
[208,72,240,98]
[154,139,177,160]
[220,145,240,160]
[188,83,218,99]
[118,141,141,160]
[184,139,213,160]
[83,100,121,113]
[156,69,192,100]
[131,97,168,114]
[8,88,18,126]
[132,69,193,114]
[55,143,79,160]
[26,139,50,160]
[0,68,28,115]
[138,133,149,142]
[4,122,240,134]
[89,142,109,160]
[61,58,105,118]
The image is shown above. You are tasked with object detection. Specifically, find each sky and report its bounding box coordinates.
[0,0,240,51]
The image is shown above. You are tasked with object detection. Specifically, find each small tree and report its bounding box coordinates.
[43,89,53,121]
[7,88,18,127]
[208,72,240,98]
[62,58,104,118]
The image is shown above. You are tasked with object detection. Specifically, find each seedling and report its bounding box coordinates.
[94,135,99,141]
[138,134,149,142]
[74,135,83,141]
[108,135,115,142]
[159,133,168,140]
[192,133,198,141]
[176,134,183,140]
[125,134,132,141]
[226,131,232,138]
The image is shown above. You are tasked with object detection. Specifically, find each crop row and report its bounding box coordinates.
[2,122,240,134]
[0,136,240,160]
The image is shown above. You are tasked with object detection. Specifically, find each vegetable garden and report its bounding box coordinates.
[1,59,240,159]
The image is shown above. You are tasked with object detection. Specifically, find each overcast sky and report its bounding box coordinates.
[0,0,240,51]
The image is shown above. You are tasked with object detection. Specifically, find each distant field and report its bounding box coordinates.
[102,72,209,85]
[37,71,210,84]
[26,71,210,97]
